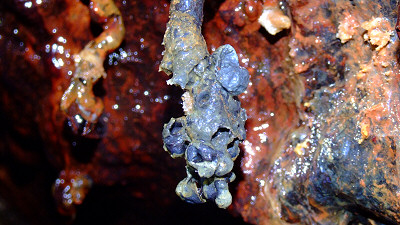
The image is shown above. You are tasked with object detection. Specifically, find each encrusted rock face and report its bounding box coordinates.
[0,0,211,223]
[206,0,400,224]
[0,0,249,223]
[52,170,92,215]
[1,0,400,224]
[60,0,125,131]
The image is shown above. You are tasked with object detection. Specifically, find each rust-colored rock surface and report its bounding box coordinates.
[1,0,400,224]
[0,0,247,224]
[206,0,400,224]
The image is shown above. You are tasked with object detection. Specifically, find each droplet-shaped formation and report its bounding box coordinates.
[160,0,249,208]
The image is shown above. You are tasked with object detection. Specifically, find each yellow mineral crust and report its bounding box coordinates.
[258,6,291,35]
[60,0,125,124]
[294,138,310,156]
[361,17,392,51]
[336,14,359,43]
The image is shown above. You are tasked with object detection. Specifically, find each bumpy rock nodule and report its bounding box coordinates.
[160,0,249,208]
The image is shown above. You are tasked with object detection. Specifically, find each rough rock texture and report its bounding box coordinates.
[1,0,400,224]
[160,0,249,209]
[205,0,400,224]
[59,0,125,129]
[0,0,249,224]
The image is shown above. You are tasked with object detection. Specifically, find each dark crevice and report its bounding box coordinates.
[259,26,291,45]
[203,0,224,24]
[92,77,107,97]
[211,127,230,140]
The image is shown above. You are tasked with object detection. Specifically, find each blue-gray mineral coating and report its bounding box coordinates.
[213,45,249,96]
[173,0,204,26]
[160,0,249,209]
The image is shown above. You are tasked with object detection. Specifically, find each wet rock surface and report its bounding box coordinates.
[160,0,249,209]
[1,0,400,224]
[214,0,400,224]
[0,0,249,224]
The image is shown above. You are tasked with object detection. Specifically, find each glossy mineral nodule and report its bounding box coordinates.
[160,0,249,209]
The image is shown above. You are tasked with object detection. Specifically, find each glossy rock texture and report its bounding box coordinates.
[1,0,400,225]
[60,0,125,129]
[204,0,400,224]
[160,0,249,209]
[0,0,248,224]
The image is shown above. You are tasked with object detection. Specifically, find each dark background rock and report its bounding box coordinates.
[1,0,400,224]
